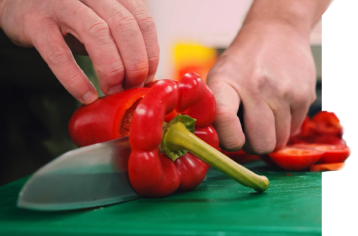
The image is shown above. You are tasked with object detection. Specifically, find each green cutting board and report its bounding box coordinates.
[0,161,321,236]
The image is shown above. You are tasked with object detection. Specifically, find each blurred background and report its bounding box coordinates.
[0,0,322,186]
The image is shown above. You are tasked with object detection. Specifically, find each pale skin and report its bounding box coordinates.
[0,0,331,154]
[0,0,160,104]
[207,0,332,154]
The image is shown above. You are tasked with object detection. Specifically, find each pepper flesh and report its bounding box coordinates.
[69,88,148,147]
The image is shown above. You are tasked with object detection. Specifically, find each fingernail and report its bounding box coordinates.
[83,91,98,104]
[107,84,122,95]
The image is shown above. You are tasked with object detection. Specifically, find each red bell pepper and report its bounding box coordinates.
[267,147,324,171]
[264,143,350,171]
[69,73,269,197]
[265,110,350,172]
[69,88,148,147]
[310,162,344,172]
[291,143,350,164]
[128,73,268,197]
[312,111,343,137]
[288,111,345,145]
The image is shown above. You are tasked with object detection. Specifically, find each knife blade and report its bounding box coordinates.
[17,136,141,211]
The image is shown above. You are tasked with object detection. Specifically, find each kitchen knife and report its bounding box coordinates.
[17,136,141,211]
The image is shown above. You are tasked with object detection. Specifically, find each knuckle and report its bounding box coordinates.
[47,45,72,66]
[148,54,160,63]
[276,82,291,98]
[248,72,270,96]
[97,60,125,77]
[294,92,309,106]
[113,13,137,32]
[128,61,148,74]
[66,72,83,87]
[87,21,110,42]
[207,55,240,86]
[292,87,316,108]
[136,15,155,33]
[215,104,235,121]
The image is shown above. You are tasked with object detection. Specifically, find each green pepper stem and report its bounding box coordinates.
[163,122,269,192]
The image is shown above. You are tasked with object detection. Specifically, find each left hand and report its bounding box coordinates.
[0,0,159,104]
[207,21,317,154]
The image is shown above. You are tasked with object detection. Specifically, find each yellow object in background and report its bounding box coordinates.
[173,43,217,83]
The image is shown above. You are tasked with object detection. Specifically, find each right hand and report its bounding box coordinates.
[0,0,159,104]
[207,21,317,154]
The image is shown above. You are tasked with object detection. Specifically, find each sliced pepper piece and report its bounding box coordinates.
[289,111,346,145]
[291,144,350,164]
[268,147,324,171]
[310,163,344,172]
[312,111,343,137]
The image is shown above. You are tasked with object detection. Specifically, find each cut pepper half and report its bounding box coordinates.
[69,88,148,147]
[310,162,344,172]
[291,144,350,164]
[268,147,324,171]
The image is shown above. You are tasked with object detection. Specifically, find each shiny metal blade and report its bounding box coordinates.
[17,137,140,211]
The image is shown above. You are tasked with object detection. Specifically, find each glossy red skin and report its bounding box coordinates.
[267,111,348,171]
[146,75,216,127]
[301,116,317,137]
[311,111,343,137]
[129,73,218,197]
[315,124,343,137]
[310,135,346,145]
[289,112,346,146]
[310,162,344,172]
[291,144,350,164]
[68,88,148,147]
[312,111,341,128]
[175,126,219,191]
[69,73,217,197]
[268,147,324,171]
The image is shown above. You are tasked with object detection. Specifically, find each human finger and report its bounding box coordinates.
[81,0,150,90]
[118,0,160,84]
[271,102,291,150]
[55,0,126,95]
[242,99,276,155]
[290,100,312,136]
[290,80,317,135]
[33,24,98,104]
[209,81,245,151]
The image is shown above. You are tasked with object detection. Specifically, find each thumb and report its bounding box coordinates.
[208,81,245,151]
